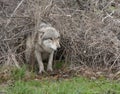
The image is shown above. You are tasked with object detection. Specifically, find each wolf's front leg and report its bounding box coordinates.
[47,51,54,72]
[35,50,45,74]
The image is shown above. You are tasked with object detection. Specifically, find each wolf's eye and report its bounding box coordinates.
[56,38,60,41]
[43,37,52,40]
[56,37,60,40]
[48,38,53,40]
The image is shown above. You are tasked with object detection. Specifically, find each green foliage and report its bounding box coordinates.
[11,66,26,80]
[5,77,120,94]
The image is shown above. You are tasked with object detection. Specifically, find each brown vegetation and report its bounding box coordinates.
[0,0,120,74]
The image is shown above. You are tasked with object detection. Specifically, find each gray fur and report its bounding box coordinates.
[25,23,60,74]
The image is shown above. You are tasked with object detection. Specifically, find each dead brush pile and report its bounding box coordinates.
[0,0,120,73]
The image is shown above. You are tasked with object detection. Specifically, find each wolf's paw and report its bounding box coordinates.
[38,68,45,74]
[47,67,53,72]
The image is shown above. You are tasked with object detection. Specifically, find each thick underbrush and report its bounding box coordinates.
[0,0,120,77]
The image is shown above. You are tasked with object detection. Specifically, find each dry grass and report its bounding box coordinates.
[0,0,120,73]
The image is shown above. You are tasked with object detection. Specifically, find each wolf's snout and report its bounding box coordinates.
[51,44,57,50]
[57,43,60,48]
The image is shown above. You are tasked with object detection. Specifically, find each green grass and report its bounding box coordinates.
[0,66,120,94]
[1,77,120,94]
[11,66,26,80]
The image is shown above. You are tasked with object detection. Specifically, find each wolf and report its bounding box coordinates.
[25,23,60,74]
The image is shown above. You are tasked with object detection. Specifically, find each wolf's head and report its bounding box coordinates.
[38,23,60,51]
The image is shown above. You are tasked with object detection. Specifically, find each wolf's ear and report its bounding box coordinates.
[34,31,44,45]
[41,32,46,40]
